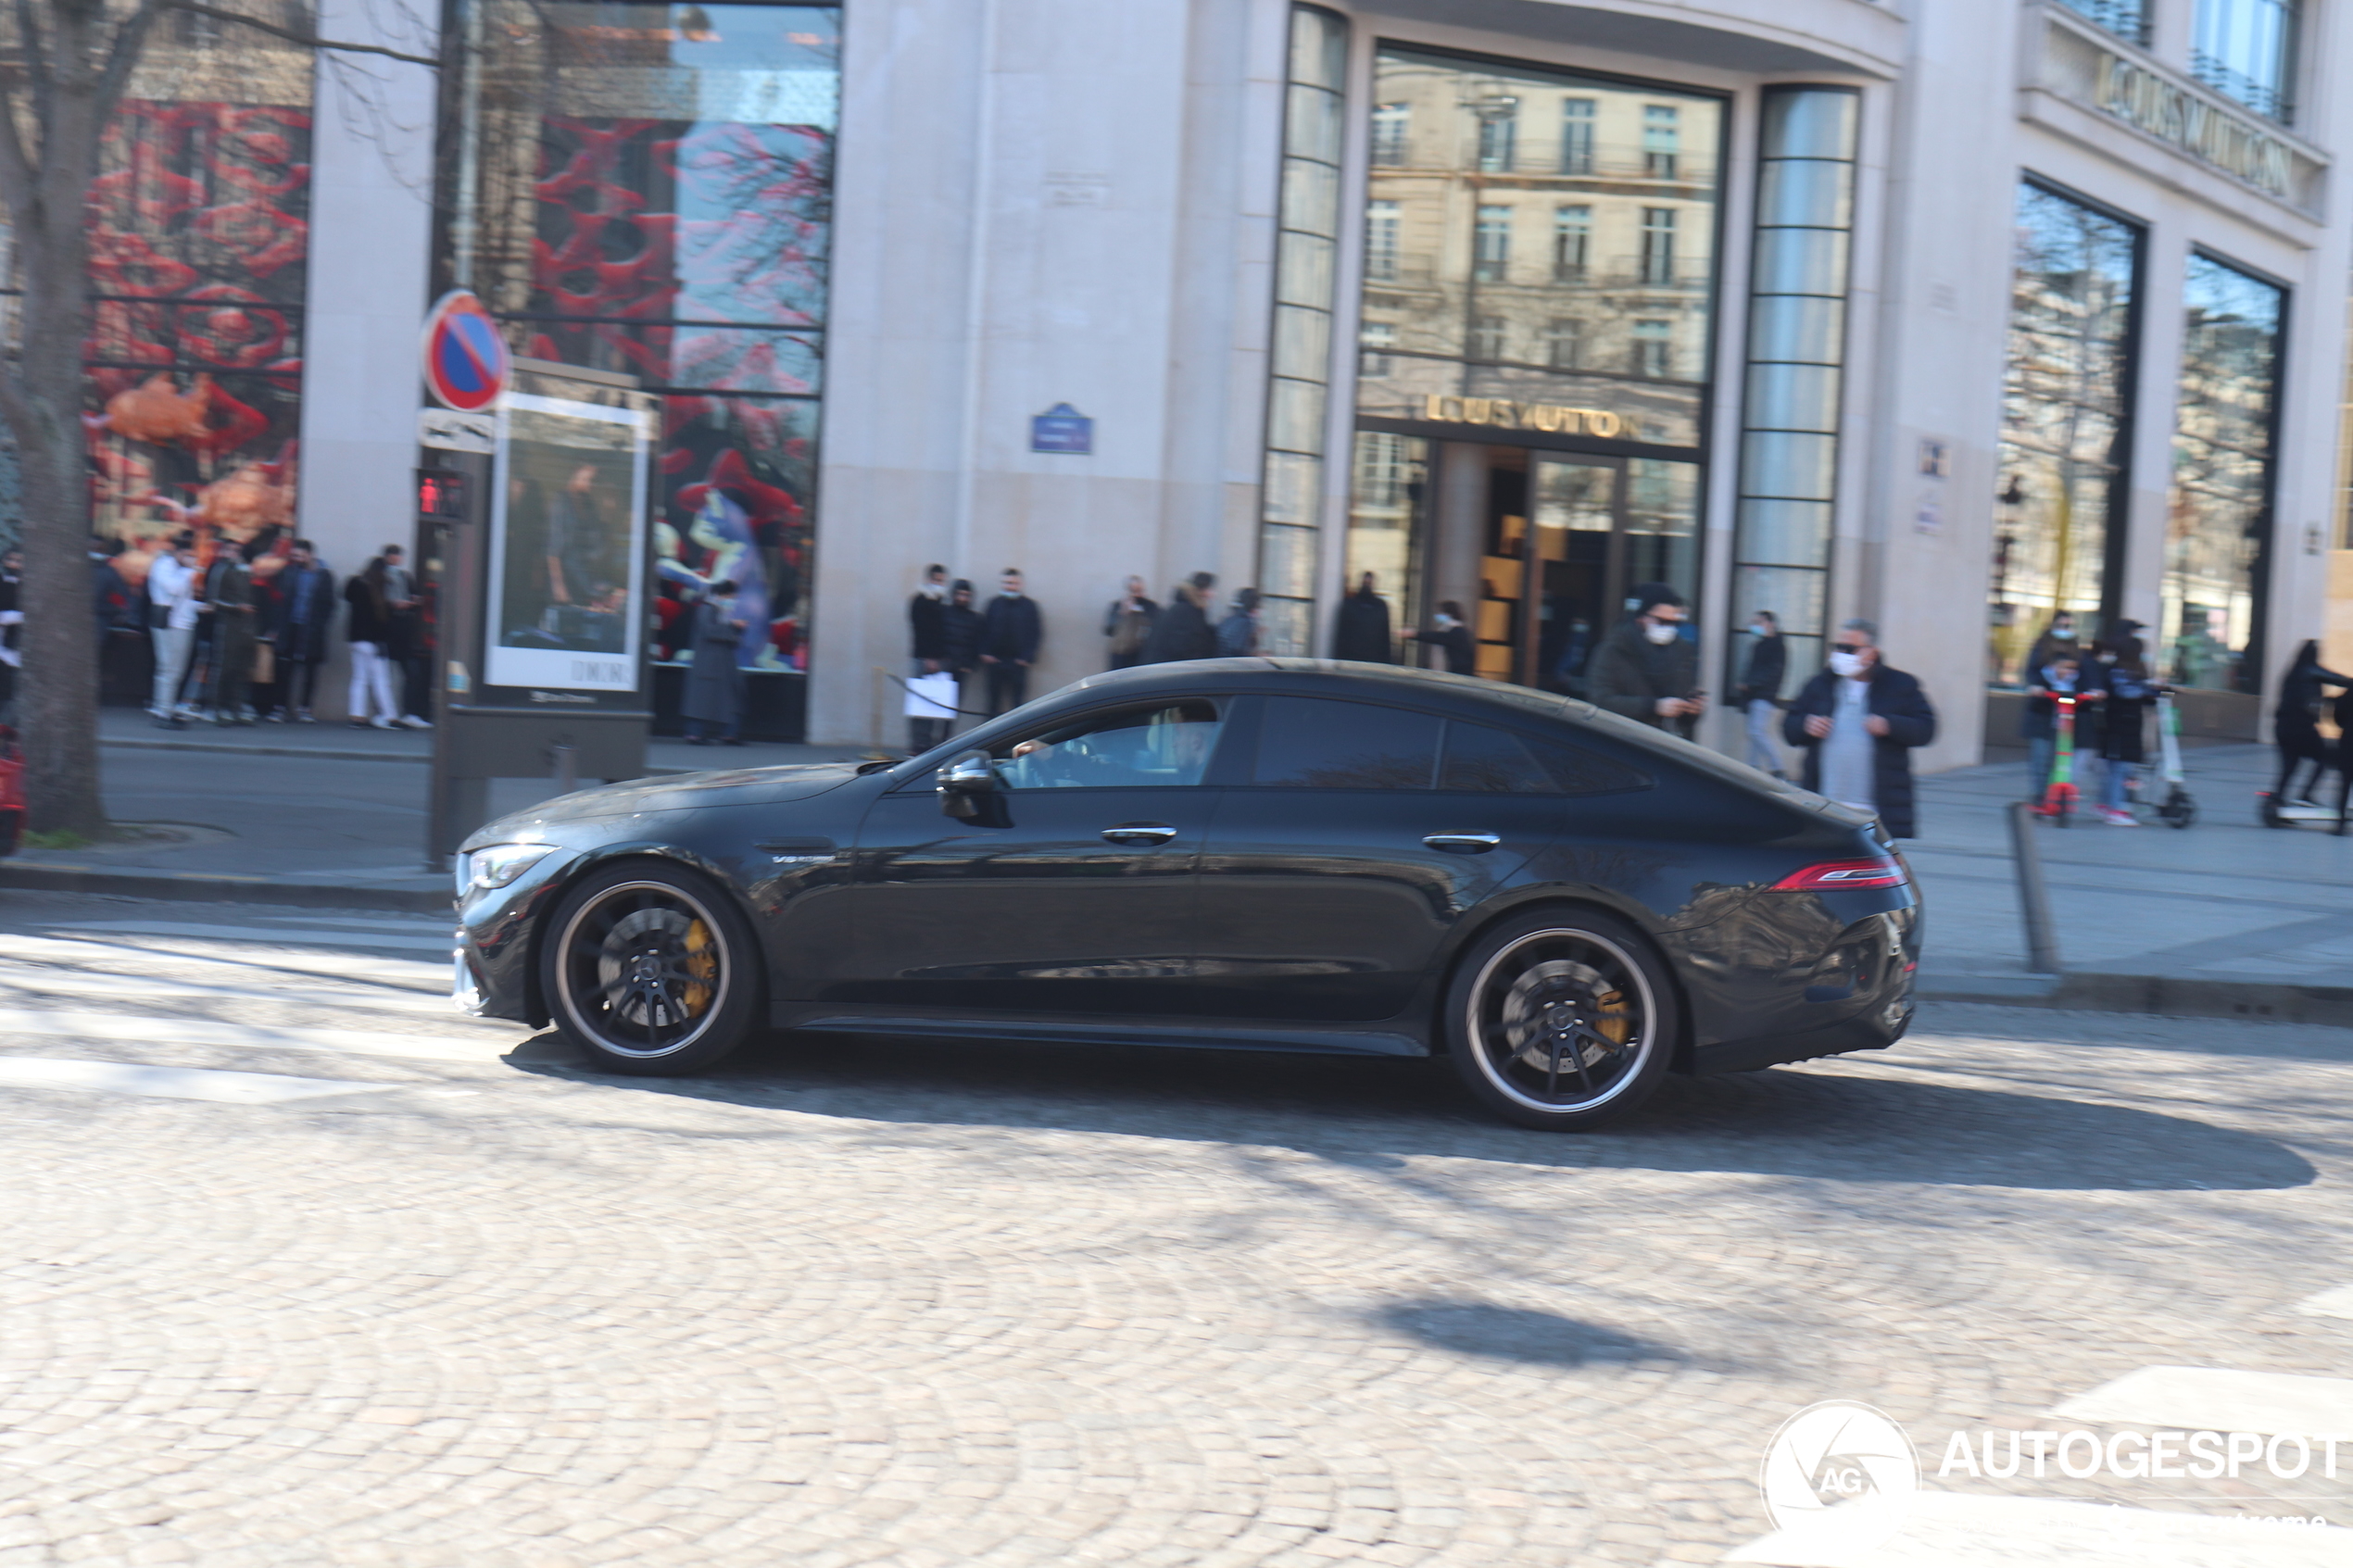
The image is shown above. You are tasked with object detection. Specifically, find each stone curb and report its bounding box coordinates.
[0,860,452,915]
[1921,972,2353,1025]
[103,735,431,764]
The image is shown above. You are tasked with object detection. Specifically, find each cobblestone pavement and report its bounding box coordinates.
[4,889,2353,1566]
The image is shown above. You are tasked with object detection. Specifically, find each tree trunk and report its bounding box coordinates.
[4,24,109,838]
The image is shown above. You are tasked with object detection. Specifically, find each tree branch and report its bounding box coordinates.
[156,1,443,68]
[92,0,164,130]
[13,0,54,143]
[0,80,41,223]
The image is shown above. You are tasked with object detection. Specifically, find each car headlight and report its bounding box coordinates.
[458,842,555,896]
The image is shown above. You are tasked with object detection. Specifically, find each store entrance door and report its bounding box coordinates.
[1345,433,1700,695]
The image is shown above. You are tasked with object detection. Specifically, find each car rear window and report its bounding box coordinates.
[1252,697,1441,788]
[1441,721,1651,796]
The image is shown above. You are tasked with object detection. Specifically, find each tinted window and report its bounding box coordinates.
[1441,721,1651,796]
[1252,697,1440,788]
[996,700,1223,789]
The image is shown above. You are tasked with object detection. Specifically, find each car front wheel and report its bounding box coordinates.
[540,860,762,1073]
[1445,909,1677,1131]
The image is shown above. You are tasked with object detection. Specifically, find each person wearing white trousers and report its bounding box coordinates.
[146,538,201,723]
[347,641,399,728]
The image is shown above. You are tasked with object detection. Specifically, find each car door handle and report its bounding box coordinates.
[1101,823,1179,846]
[1424,832,1501,853]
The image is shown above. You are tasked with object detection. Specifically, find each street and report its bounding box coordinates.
[5,889,2353,1565]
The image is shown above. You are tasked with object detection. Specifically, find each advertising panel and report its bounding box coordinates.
[484,393,650,692]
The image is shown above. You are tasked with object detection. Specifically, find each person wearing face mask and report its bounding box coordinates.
[1586,583,1704,736]
[1734,609,1788,777]
[2025,610,2080,686]
[2088,625,2152,825]
[940,579,986,734]
[1403,600,1475,675]
[1781,619,1938,837]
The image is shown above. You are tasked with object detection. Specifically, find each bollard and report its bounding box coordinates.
[2007,800,2061,974]
[551,743,578,797]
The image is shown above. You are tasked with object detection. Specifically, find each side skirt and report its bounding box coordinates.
[784,1011,1429,1059]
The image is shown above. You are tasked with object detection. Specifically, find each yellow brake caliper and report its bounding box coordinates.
[681,920,717,1016]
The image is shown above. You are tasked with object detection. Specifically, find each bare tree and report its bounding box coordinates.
[0,0,434,835]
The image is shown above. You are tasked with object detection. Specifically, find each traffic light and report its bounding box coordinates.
[418,469,468,521]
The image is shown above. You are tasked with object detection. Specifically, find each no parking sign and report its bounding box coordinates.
[421,290,510,412]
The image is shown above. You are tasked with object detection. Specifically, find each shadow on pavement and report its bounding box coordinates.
[506,1028,2314,1195]
[1377,1299,1681,1368]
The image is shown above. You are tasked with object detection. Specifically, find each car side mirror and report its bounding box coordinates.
[937,750,996,819]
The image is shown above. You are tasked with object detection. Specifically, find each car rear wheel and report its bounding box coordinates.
[1445,909,1677,1131]
[540,861,762,1073]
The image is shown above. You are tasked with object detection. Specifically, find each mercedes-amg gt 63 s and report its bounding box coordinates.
[453,660,1919,1131]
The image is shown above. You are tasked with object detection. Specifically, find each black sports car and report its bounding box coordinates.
[453,660,1919,1131]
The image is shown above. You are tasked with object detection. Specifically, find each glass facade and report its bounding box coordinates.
[1253,6,1348,657]
[1353,47,1722,449]
[1729,87,1856,694]
[84,20,317,577]
[1987,182,2140,686]
[2057,0,2148,44]
[2192,0,2299,123]
[445,0,839,685]
[2163,252,2284,693]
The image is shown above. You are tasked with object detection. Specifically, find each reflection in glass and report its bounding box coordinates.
[86,25,317,571]
[1255,6,1349,655]
[1730,87,1856,686]
[2191,0,2298,122]
[453,0,841,681]
[2057,0,2148,44]
[1344,432,1427,635]
[1987,182,2139,685]
[1354,46,1722,450]
[2163,253,2283,693]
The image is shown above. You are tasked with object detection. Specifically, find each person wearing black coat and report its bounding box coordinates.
[1332,573,1393,663]
[2272,639,2352,808]
[940,579,986,734]
[1142,573,1218,663]
[979,568,1043,716]
[1735,609,1789,776]
[268,540,336,722]
[907,563,951,750]
[1585,583,1702,736]
[1781,618,1938,838]
[1403,600,1475,675]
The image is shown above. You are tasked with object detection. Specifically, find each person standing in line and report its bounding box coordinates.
[1215,586,1262,658]
[1781,618,1938,837]
[1332,572,1392,663]
[1586,583,1703,735]
[941,578,986,734]
[683,581,748,746]
[907,563,951,752]
[1144,572,1217,663]
[379,543,432,729]
[2089,624,2152,825]
[1103,575,1159,670]
[979,568,1042,716]
[0,546,21,720]
[1735,608,1789,777]
[269,539,335,723]
[145,535,201,726]
[1403,600,1474,675]
[202,537,260,726]
[345,551,401,730]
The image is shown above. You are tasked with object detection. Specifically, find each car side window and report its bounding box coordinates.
[1441,720,1651,796]
[1252,697,1441,789]
[993,699,1224,790]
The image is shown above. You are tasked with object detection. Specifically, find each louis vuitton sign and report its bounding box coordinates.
[1420,394,1628,439]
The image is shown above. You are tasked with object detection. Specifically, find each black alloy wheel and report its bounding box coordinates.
[1445,909,1677,1132]
[540,861,762,1073]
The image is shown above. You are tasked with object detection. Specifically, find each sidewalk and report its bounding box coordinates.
[1906,743,2353,1020]
[0,709,869,911]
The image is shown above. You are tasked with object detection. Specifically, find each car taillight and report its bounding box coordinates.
[1773,857,1906,891]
